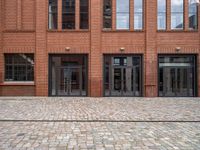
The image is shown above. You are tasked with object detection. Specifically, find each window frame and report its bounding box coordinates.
[188,1,198,30]
[134,0,144,30]
[4,54,35,82]
[157,0,167,30]
[48,0,58,30]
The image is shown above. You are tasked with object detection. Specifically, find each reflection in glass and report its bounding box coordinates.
[157,0,166,30]
[103,0,112,29]
[116,0,129,29]
[80,0,89,29]
[189,0,198,30]
[104,56,142,96]
[134,0,143,30]
[62,0,75,29]
[159,56,196,97]
[49,0,58,29]
[171,0,184,29]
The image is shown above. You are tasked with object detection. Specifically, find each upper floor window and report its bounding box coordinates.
[5,54,34,82]
[49,0,58,29]
[171,0,184,29]
[62,0,76,29]
[80,0,89,29]
[157,0,166,30]
[103,0,112,29]
[134,0,143,30]
[116,0,130,30]
[189,0,198,30]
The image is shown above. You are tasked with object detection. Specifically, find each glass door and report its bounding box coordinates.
[159,55,196,97]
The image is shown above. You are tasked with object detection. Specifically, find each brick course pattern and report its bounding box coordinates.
[0,0,200,96]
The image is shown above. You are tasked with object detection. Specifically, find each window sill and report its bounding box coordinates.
[0,82,35,86]
[157,30,198,33]
[47,29,90,32]
[102,29,144,32]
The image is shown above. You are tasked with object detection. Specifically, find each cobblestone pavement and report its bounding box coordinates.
[0,97,200,149]
[0,97,200,121]
[0,122,200,150]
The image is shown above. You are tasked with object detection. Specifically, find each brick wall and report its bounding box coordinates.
[0,0,200,97]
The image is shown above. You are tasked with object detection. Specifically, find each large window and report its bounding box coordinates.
[62,0,76,29]
[171,0,184,29]
[80,0,89,29]
[134,0,143,30]
[48,0,58,29]
[5,54,34,82]
[116,0,130,30]
[189,0,198,30]
[103,0,112,29]
[157,0,166,30]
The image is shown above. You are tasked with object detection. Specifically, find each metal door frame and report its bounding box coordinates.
[103,55,143,97]
[48,54,88,97]
[158,54,197,97]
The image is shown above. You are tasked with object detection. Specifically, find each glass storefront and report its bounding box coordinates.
[49,55,87,96]
[104,55,142,96]
[158,55,197,97]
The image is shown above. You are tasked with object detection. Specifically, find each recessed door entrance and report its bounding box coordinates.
[159,55,197,97]
[49,55,87,96]
[104,55,142,96]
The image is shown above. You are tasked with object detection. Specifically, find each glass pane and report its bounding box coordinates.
[171,0,183,29]
[116,13,129,29]
[157,0,166,30]
[49,0,58,29]
[134,0,143,30]
[62,0,75,29]
[103,0,112,29]
[80,0,89,29]
[116,0,129,29]
[5,54,34,81]
[189,1,198,30]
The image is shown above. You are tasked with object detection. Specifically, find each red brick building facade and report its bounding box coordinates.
[0,0,200,97]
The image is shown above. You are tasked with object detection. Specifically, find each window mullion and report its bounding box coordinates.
[184,0,188,30]
[166,0,171,30]
[76,0,80,30]
[112,0,116,30]
[130,0,134,30]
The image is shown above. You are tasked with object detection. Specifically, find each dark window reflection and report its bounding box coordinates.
[49,0,58,29]
[5,54,34,81]
[189,1,198,30]
[80,0,89,29]
[103,0,112,29]
[62,0,75,29]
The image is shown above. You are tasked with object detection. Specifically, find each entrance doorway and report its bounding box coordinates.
[104,55,142,96]
[49,55,87,96]
[158,55,197,97]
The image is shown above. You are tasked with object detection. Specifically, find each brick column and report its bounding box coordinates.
[58,0,62,30]
[0,0,3,84]
[17,0,22,30]
[75,0,80,30]
[166,0,171,30]
[90,0,102,97]
[145,0,157,97]
[112,0,116,30]
[184,0,189,30]
[130,0,134,31]
[198,6,200,97]
[35,0,48,96]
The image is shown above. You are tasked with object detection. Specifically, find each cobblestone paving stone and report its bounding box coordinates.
[0,122,200,150]
[0,97,200,149]
[0,97,200,121]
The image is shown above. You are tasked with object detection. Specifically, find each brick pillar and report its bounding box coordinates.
[58,0,62,31]
[17,0,22,30]
[35,0,48,96]
[145,0,157,97]
[90,0,102,97]
[0,0,3,95]
[184,0,189,30]
[198,6,200,97]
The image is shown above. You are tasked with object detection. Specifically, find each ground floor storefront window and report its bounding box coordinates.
[104,55,142,97]
[158,55,197,97]
[49,55,88,96]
